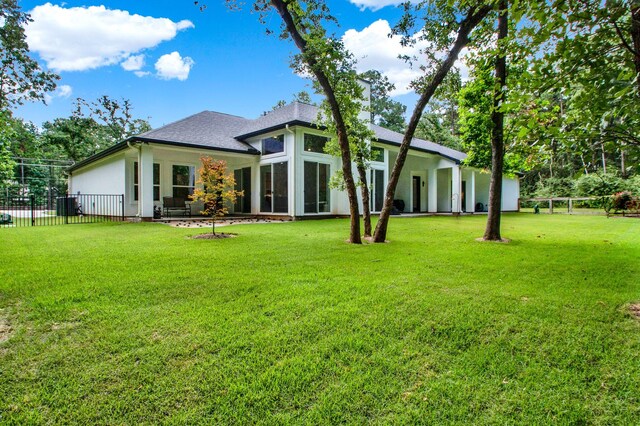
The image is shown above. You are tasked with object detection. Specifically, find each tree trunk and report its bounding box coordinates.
[601,141,607,174]
[372,5,491,242]
[631,5,640,95]
[356,159,372,237]
[482,0,508,242]
[270,0,361,243]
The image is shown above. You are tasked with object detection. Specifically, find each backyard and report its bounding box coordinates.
[0,214,639,423]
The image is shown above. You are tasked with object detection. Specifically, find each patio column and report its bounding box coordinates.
[428,168,438,213]
[466,170,476,213]
[451,165,462,214]
[139,143,154,219]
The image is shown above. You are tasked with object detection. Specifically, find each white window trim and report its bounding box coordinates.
[260,133,287,159]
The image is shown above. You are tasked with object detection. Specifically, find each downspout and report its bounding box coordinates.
[127,140,142,217]
[285,125,295,217]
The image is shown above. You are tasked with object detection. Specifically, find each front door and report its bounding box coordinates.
[412,176,421,212]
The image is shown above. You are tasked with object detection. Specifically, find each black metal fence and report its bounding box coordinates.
[0,193,125,228]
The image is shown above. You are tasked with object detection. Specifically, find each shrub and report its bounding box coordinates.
[624,175,640,196]
[533,177,574,198]
[612,191,634,211]
[574,173,627,197]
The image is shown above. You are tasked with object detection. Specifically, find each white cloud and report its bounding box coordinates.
[134,71,151,78]
[343,20,429,96]
[26,3,194,72]
[121,54,145,71]
[342,19,470,96]
[349,0,413,11]
[44,84,72,104]
[155,52,194,81]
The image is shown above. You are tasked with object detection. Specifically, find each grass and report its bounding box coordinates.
[0,214,639,424]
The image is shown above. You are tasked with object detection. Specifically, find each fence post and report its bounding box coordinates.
[549,199,553,214]
[65,192,69,224]
[121,194,125,221]
[30,194,35,226]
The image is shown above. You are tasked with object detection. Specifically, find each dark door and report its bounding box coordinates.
[461,181,466,212]
[234,167,252,213]
[412,176,421,212]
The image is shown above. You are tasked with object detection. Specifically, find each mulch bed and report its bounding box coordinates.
[192,233,236,240]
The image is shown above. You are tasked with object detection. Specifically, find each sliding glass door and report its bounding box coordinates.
[260,162,288,213]
[304,161,330,214]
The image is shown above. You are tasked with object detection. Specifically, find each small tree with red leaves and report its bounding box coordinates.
[190,157,243,235]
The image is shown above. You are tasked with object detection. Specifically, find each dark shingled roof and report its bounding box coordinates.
[236,102,323,139]
[70,102,467,172]
[237,102,466,162]
[138,111,256,154]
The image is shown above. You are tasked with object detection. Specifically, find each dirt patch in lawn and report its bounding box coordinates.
[192,233,237,240]
[0,317,12,344]
[475,237,511,243]
[629,303,640,320]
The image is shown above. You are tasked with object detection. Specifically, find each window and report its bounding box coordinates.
[371,147,384,162]
[370,169,385,212]
[260,162,288,213]
[262,134,284,155]
[134,162,160,201]
[304,133,329,153]
[304,161,330,213]
[172,165,195,200]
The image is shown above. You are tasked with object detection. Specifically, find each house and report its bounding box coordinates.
[68,86,520,220]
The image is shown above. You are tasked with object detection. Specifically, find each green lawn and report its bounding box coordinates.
[1,214,639,424]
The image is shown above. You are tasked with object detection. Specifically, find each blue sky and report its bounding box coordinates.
[15,0,431,128]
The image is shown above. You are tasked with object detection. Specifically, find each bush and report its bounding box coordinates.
[610,191,640,213]
[574,173,627,197]
[533,177,574,198]
[624,175,640,196]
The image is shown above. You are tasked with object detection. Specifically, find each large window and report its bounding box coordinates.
[172,165,195,200]
[260,162,288,213]
[304,133,329,153]
[370,169,385,212]
[304,161,330,213]
[134,162,160,201]
[262,134,285,155]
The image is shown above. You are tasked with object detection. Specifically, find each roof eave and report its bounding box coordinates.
[236,120,325,141]
[376,138,464,164]
[67,139,132,173]
[68,136,260,173]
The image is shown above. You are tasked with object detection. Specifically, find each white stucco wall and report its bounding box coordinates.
[70,155,125,196]
[502,176,520,211]
[437,168,452,212]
